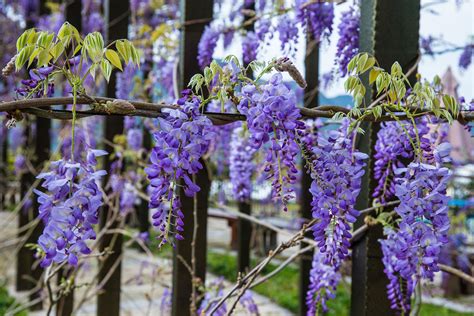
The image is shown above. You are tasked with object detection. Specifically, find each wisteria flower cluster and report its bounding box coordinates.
[335,7,359,76]
[295,0,334,42]
[380,143,452,313]
[34,149,107,267]
[307,124,367,266]
[16,66,55,98]
[238,73,303,211]
[145,90,214,244]
[373,121,416,202]
[306,251,341,314]
[229,126,256,202]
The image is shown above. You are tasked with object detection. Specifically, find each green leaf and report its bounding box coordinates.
[15,46,35,70]
[356,53,368,74]
[51,41,65,61]
[16,29,35,51]
[361,57,376,74]
[130,45,140,66]
[390,62,402,77]
[116,40,129,62]
[369,68,380,85]
[37,48,52,67]
[105,49,123,71]
[100,60,112,82]
[28,48,41,67]
[204,67,213,85]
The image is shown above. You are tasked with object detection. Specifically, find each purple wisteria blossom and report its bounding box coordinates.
[335,7,359,76]
[255,18,271,42]
[82,0,105,34]
[306,251,341,314]
[34,149,107,267]
[198,25,219,69]
[198,277,227,316]
[238,73,304,211]
[276,15,299,53]
[296,0,334,42]
[380,143,452,313]
[145,90,214,245]
[239,291,259,315]
[229,126,256,202]
[459,44,473,70]
[307,123,367,266]
[16,66,55,98]
[373,121,415,202]
[242,31,259,64]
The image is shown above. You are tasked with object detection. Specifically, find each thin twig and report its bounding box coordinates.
[439,264,474,284]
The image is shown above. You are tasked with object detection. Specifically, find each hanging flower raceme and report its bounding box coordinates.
[306,250,341,315]
[295,0,334,42]
[34,149,107,267]
[458,44,473,70]
[198,25,220,69]
[380,142,452,313]
[373,121,415,202]
[229,126,256,202]
[307,124,367,266]
[145,90,214,245]
[335,7,359,76]
[238,73,304,211]
[242,31,259,64]
[276,16,299,53]
[16,66,55,98]
[198,277,227,316]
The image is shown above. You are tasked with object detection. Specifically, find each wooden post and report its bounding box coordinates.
[171,1,213,315]
[0,122,7,210]
[97,1,129,316]
[55,1,82,314]
[299,34,319,316]
[237,0,255,275]
[350,1,420,315]
[16,3,48,311]
[136,62,153,249]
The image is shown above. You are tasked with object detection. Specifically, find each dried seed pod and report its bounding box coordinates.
[275,57,307,89]
[2,54,17,77]
[107,99,136,114]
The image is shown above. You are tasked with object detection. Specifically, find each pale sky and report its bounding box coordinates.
[215,0,474,100]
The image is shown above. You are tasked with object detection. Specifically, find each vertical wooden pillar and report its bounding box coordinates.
[350,1,420,315]
[16,3,47,311]
[55,1,82,315]
[65,0,82,30]
[136,63,153,249]
[97,1,129,316]
[237,0,255,275]
[299,34,319,316]
[171,1,213,315]
[0,122,7,210]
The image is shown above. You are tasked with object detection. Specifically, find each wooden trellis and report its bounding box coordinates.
[351,1,421,315]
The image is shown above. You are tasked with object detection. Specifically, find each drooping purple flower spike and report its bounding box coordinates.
[198,25,220,69]
[35,149,107,267]
[145,91,214,245]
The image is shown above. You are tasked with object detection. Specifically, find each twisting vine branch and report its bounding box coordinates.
[1,96,473,125]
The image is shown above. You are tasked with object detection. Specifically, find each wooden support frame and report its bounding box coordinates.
[237,0,256,275]
[299,33,319,316]
[350,1,421,315]
[97,1,129,316]
[171,1,213,315]
[15,2,49,311]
